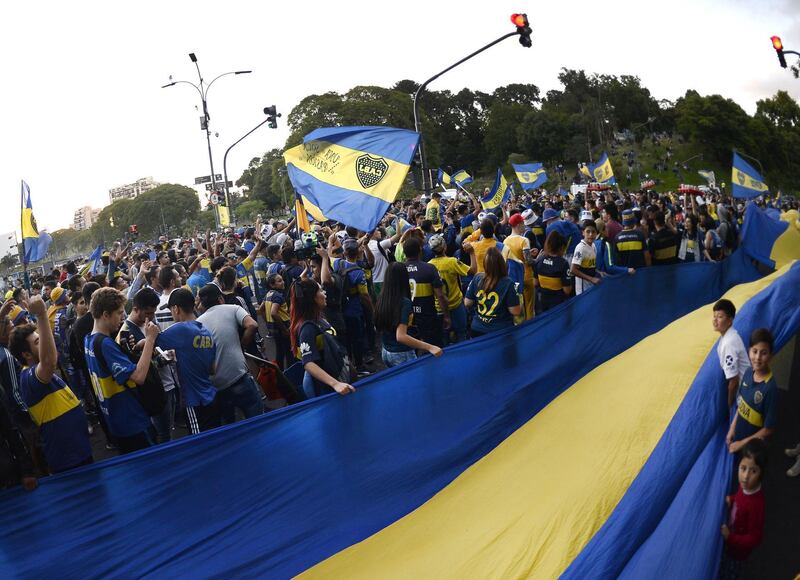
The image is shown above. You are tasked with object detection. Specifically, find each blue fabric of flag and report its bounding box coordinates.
[731,152,769,199]
[512,163,548,190]
[20,181,52,264]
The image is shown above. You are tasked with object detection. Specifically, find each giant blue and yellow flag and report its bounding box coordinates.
[512,162,548,190]
[20,181,52,265]
[0,206,799,579]
[481,168,512,209]
[731,151,769,199]
[451,169,473,187]
[283,127,420,232]
[588,152,616,184]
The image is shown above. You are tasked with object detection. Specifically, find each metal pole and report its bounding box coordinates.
[223,117,271,223]
[413,30,519,195]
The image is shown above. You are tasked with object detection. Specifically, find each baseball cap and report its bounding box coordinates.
[429,234,446,252]
[542,208,560,222]
[160,288,195,311]
[342,238,359,253]
[508,213,524,227]
[579,210,593,222]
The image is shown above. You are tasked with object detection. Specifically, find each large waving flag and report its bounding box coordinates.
[588,152,616,184]
[437,168,453,187]
[481,168,512,209]
[512,162,548,190]
[20,181,52,265]
[284,127,419,232]
[1,207,798,579]
[731,151,769,199]
[452,169,473,187]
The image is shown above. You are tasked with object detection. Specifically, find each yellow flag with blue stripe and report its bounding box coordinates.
[452,169,473,187]
[283,126,420,232]
[731,151,769,199]
[512,163,547,190]
[20,180,52,265]
[588,152,616,184]
[481,169,511,210]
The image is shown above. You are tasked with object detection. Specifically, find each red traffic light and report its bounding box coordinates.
[771,35,783,50]
[511,13,528,28]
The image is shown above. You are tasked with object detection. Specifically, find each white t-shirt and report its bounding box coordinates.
[571,240,597,295]
[717,328,750,380]
[368,238,393,284]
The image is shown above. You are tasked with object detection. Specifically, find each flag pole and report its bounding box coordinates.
[19,180,29,291]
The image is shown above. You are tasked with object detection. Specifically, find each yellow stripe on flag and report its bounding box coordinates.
[302,264,795,579]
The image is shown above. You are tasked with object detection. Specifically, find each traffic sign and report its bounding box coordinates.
[205,181,232,191]
[209,193,221,205]
[195,174,223,185]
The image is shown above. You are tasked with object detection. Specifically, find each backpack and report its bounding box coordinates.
[299,320,352,394]
[91,334,166,417]
[327,261,361,310]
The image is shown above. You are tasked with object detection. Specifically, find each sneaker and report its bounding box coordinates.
[788,456,800,478]
[785,443,800,457]
[105,442,119,451]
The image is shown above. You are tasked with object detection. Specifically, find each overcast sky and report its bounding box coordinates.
[2,0,798,237]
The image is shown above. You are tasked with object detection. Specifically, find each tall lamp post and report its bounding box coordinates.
[413,14,532,195]
[162,53,251,227]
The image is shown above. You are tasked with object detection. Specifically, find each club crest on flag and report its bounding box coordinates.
[356,154,389,189]
[736,170,745,185]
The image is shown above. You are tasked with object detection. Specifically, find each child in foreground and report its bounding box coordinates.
[719,438,767,579]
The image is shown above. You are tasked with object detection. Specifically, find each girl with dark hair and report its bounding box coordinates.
[290,278,354,399]
[464,247,521,337]
[679,214,704,263]
[374,263,442,368]
[533,230,573,313]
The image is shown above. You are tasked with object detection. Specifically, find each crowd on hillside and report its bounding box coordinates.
[0,185,797,574]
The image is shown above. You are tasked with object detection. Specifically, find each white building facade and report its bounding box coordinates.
[109,177,160,204]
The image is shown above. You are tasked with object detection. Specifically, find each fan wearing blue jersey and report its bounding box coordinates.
[156,289,220,434]
[9,296,92,474]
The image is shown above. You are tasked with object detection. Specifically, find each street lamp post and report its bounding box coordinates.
[162,53,251,228]
[413,15,532,195]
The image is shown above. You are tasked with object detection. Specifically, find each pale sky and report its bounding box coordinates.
[2,0,798,237]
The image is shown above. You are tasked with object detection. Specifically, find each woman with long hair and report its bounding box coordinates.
[290,278,354,399]
[533,230,573,313]
[701,215,724,262]
[680,214,705,263]
[374,263,443,367]
[464,247,521,337]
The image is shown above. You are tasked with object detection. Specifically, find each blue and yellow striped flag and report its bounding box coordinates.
[20,181,52,265]
[512,163,547,190]
[731,151,769,199]
[437,168,453,187]
[284,126,420,232]
[481,169,512,210]
[452,169,473,187]
[588,153,616,184]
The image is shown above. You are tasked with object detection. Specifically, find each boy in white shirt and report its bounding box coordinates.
[713,299,750,407]
[570,220,600,295]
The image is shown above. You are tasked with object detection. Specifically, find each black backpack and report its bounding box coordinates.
[91,334,166,417]
[327,262,361,310]
[299,320,352,393]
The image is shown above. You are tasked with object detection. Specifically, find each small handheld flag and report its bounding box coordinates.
[731,152,769,199]
[452,169,473,187]
[283,126,419,232]
[437,168,453,187]
[481,169,512,210]
[20,181,52,265]
[512,163,548,190]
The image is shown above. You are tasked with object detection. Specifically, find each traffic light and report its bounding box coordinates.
[511,13,532,48]
[264,105,282,129]
[771,36,787,68]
